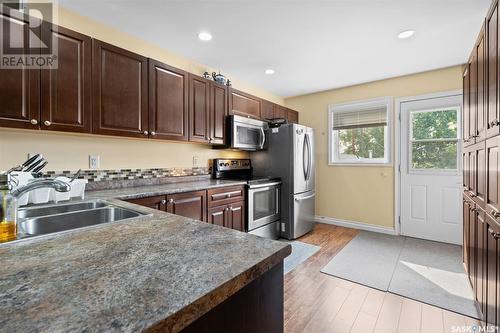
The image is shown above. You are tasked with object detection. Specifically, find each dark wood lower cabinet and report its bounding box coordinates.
[166,190,207,222]
[179,262,284,333]
[208,201,245,231]
[126,195,166,211]
[486,214,500,325]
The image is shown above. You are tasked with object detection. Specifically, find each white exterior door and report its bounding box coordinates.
[400,93,462,244]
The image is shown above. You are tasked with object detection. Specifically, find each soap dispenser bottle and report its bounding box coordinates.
[0,174,17,243]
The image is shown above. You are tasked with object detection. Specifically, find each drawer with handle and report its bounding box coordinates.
[208,185,245,207]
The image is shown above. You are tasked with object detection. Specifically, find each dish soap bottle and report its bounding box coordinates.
[0,174,17,243]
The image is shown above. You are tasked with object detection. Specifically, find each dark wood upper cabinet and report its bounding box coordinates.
[287,109,299,124]
[487,2,499,138]
[189,75,210,143]
[0,8,40,129]
[92,40,148,138]
[477,29,487,143]
[471,50,478,145]
[229,89,261,119]
[464,66,471,146]
[486,136,500,217]
[274,105,288,120]
[475,142,487,209]
[261,100,275,120]
[209,83,228,145]
[40,25,91,133]
[166,190,207,222]
[148,60,188,141]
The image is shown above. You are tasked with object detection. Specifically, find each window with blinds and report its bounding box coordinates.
[328,97,392,165]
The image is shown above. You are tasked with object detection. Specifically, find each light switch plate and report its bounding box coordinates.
[89,155,100,169]
[192,156,200,167]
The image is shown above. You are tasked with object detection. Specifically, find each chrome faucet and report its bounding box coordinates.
[10,178,71,198]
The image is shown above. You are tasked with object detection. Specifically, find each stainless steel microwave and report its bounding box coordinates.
[226,115,268,151]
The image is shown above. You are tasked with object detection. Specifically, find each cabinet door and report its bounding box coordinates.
[470,52,478,145]
[476,207,487,314]
[227,201,245,231]
[274,105,288,120]
[0,9,40,129]
[229,89,261,119]
[287,109,299,124]
[148,60,188,141]
[209,83,228,145]
[40,25,91,133]
[470,203,478,288]
[126,196,166,211]
[486,136,500,217]
[464,66,471,146]
[477,31,487,142]
[476,142,487,209]
[487,3,499,138]
[166,190,207,222]
[208,205,227,227]
[463,149,470,191]
[464,198,472,271]
[469,147,478,198]
[92,40,148,138]
[485,215,499,326]
[261,100,275,120]
[189,75,210,143]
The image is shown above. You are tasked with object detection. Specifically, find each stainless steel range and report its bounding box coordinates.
[213,159,281,239]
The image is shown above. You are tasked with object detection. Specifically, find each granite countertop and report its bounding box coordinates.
[86,179,248,201]
[0,184,291,332]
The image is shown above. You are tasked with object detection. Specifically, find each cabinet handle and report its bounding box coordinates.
[161,199,166,205]
[44,120,51,126]
[491,120,500,127]
[472,134,479,138]
[464,138,470,143]
[150,131,156,136]
[491,210,500,219]
[470,193,477,198]
[488,227,500,239]
[168,198,174,203]
[143,131,149,135]
[30,119,38,125]
[225,207,230,211]
[471,207,477,212]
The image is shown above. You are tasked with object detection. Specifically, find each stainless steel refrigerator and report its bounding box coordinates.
[251,123,315,239]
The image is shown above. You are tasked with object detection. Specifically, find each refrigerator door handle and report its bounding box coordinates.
[302,134,308,181]
[305,133,312,181]
[295,193,316,201]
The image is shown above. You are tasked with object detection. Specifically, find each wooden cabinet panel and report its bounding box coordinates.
[229,89,261,119]
[189,75,210,143]
[464,197,472,270]
[464,66,472,146]
[476,142,487,208]
[148,60,188,141]
[209,83,228,144]
[227,201,245,231]
[126,195,166,211]
[486,215,499,326]
[476,207,487,315]
[166,190,207,222]
[261,100,275,120]
[92,40,148,138]
[208,205,227,227]
[274,105,288,120]
[463,149,470,191]
[469,147,478,198]
[471,51,478,145]
[0,9,40,129]
[40,25,91,133]
[477,32,487,142]
[470,201,478,288]
[487,3,499,138]
[287,109,299,124]
[207,186,245,207]
[486,137,500,217]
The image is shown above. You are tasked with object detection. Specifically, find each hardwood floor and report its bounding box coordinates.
[284,223,482,333]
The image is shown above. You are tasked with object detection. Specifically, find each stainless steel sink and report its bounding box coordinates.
[15,200,149,239]
[18,201,108,219]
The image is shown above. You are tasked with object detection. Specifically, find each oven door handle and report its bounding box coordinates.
[247,181,281,189]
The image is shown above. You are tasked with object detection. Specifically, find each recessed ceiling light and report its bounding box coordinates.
[398,30,415,39]
[198,31,212,41]
[265,69,275,75]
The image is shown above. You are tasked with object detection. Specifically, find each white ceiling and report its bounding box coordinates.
[59,0,491,97]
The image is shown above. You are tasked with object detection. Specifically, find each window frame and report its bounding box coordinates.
[328,97,393,166]
[408,106,460,174]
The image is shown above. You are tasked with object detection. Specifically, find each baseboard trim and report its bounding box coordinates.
[315,216,398,235]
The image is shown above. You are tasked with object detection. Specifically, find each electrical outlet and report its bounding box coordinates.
[89,155,100,169]
[192,156,200,167]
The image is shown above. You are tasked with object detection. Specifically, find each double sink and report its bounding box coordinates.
[15,200,148,241]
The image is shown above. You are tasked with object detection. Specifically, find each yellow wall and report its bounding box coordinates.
[0,5,281,172]
[285,66,463,228]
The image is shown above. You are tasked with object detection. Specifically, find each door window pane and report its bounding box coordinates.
[411,109,458,140]
[411,141,458,169]
[409,108,459,171]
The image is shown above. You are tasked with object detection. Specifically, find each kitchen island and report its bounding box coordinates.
[0,196,291,332]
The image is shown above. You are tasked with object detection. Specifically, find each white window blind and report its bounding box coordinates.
[332,106,388,130]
